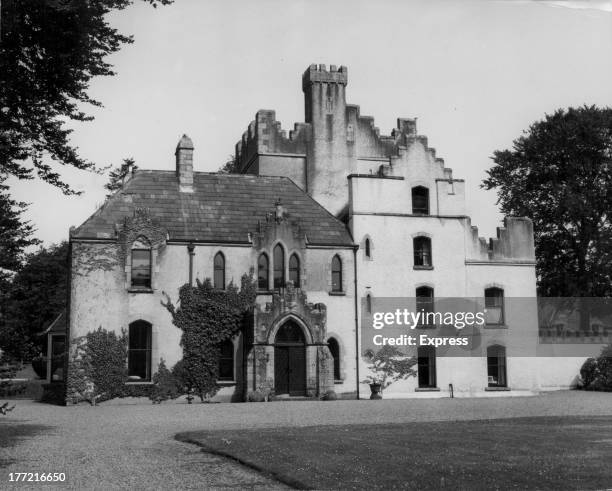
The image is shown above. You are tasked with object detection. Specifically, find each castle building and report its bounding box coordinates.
[65,64,576,401]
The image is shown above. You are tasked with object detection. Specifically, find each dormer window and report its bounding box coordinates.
[131,237,151,289]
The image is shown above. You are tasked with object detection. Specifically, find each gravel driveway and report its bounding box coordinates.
[2,391,612,490]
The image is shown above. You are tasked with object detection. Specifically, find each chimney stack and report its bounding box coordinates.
[175,134,194,192]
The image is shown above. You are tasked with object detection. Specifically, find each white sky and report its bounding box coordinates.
[8,0,612,246]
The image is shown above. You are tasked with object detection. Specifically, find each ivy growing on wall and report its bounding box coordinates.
[66,328,128,404]
[163,273,257,401]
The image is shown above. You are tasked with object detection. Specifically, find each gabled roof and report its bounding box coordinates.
[71,171,354,246]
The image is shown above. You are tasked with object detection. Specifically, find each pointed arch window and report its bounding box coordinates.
[131,237,151,289]
[365,238,371,259]
[273,244,285,290]
[289,254,300,288]
[413,236,432,267]
[412,186,430,215]
[366,294,372,313]
[331,255,343,292]
[328,337,341,381]
[214,252,225,290]
[258,253,269,290]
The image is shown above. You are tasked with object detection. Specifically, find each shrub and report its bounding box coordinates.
[84,328,128,401]
[149,359,180,403]
[246,390,266,402]
[163,273,256,402]
[580,357,599,388]
[579,344,612,392]
[321,390,337,401]
[31,355,47,379]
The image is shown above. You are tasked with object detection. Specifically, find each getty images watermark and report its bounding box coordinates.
[362,297,612,356]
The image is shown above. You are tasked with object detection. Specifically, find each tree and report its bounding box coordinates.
[218,155,238,174]
[0,242,69,359]
[483,106,612,297]
[105,158,137,198]
[0,177,39,272]
[0,0,171,195]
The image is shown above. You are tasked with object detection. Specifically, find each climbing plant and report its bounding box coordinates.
[163,273,257,401]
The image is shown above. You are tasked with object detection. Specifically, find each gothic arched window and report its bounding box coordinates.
[214,252,225,290]
[289,254,300,288]
[258,253,269,290]
[273,244,285,290]
[331,255,343,292]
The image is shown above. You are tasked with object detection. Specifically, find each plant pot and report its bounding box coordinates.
[369,383,382,400]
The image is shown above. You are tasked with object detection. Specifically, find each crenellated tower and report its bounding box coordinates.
[301,64,352,216]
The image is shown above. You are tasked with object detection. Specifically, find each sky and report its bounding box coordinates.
[8,0,612,246]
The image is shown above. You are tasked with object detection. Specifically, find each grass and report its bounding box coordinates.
[178,416,612,490]
[0,421,50,468]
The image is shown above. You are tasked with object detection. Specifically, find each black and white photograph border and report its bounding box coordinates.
[1,0,611,489]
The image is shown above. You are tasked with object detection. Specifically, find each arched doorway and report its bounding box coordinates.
[274,321,306,396]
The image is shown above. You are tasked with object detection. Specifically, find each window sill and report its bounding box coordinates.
[484,324,508,329]
[125,381,153,385]
[127,288,154,294]
[217,380,236,386]
[413,266,434,270]
[328,291,346,296]
[485,386,510,391]
[415,387,440,392]
[334,379,344,384]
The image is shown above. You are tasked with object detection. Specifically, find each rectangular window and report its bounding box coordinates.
[131,250,151,288]
[485,288,504,325]
[128,322,152,382]
[218,340,234,381]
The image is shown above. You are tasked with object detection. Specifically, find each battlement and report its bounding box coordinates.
[302,63,348,91]
[468,217,535,262]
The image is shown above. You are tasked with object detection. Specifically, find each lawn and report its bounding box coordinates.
[178,416,612,490]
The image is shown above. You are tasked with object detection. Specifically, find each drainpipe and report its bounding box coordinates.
[187,242,195,286]
[353,246,360,400]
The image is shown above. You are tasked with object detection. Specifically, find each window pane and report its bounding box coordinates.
[128,322,152,381]
[274,245,285,289]
[258,254,269,290]
[413,238,431,267]
[485,288,504,324]
[214,253,225,289]
[131,250,151,288]
[332,256,342,292]
[416,287,434,327]
[328,338,340,380]
[365,239,371,257]
[218,340,234,380]
[289,254,300,287]
[412,187,429,215]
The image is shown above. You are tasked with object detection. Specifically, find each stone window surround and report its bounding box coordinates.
[258,241,305,292]
[125,236,159,293]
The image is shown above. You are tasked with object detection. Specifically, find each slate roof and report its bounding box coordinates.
[72,171,354,246]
